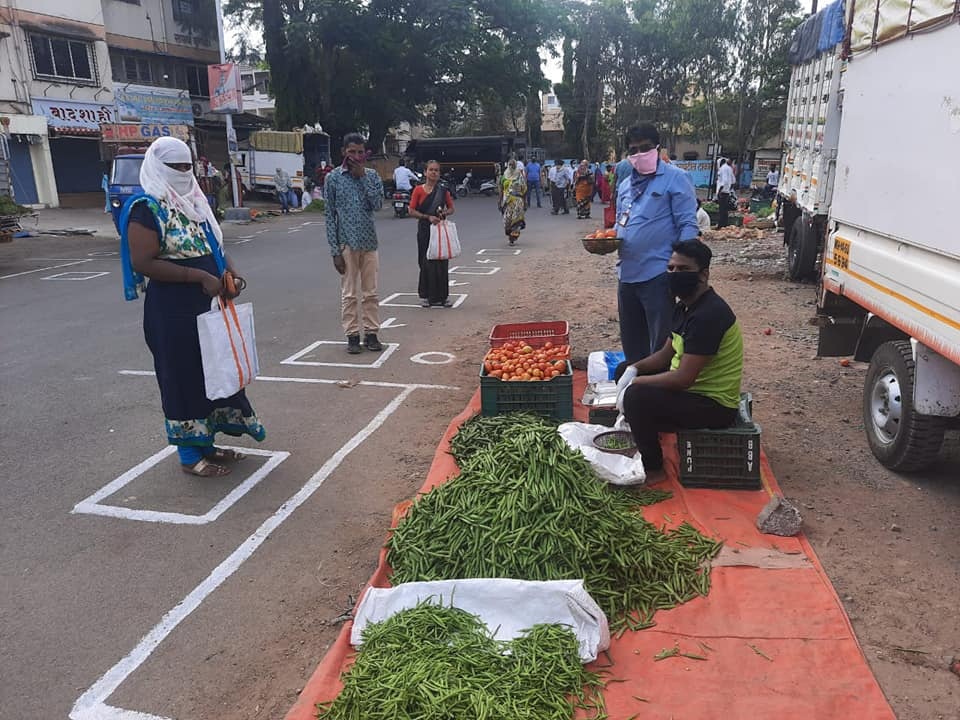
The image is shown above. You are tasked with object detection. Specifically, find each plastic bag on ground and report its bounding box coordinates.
[558,421,646,486]
[587,350,626,383]
[351,578,610,663]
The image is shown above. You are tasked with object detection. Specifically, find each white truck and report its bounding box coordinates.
[777,0,960,471]
[235,129,330,199]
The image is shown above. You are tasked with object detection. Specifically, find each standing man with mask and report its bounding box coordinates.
[716,159,736,228]
[525,157,542,209]
[325,132,385,354]
[615,124,700,362]
[549,159,572,215]
[616,241,743,481]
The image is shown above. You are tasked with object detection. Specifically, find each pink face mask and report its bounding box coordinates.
[628,148,659,175]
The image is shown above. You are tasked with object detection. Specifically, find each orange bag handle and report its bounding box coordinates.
[439,221,451,260]
[217,296,252,387]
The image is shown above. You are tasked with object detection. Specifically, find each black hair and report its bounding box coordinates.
[672,240,712,270]
[342,132,366,149]
[424,158,440,169]
[625,124,660,148]
[719,158,727,166]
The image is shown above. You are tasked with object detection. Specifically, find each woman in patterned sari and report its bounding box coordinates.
[499,159,527,245]
[573,160,595,219]
[121,137,265,477]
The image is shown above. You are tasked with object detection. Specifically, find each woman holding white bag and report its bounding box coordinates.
[120,137,265,478]
[409,159,456,308]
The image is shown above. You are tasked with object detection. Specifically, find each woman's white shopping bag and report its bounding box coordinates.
[197,297,259,400]
[426,220,461,260]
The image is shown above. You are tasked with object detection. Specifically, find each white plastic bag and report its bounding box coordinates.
[352,578,609,663]
[197,297,259,400]
[587,351,608,383]
[426,220,461,260]
[615,365,638,411]
[558,421,646,486]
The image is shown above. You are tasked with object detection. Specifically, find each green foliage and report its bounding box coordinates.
[303,199,326,212]
[0,195,30,216]
[225,0,804,161]
[225,0,565,155]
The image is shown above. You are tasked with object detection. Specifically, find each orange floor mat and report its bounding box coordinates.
[286,375,895,720]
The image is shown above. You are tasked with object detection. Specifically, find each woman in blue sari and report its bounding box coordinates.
[121,137,265,477]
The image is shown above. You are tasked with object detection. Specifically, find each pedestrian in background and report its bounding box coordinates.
[574,160,595,219]
[549,159,572,215]
[122,136,264,478]
[273,167,295,214]
[325,132,385,354]
[409,159,456,308]
[716,159,736,228]
[525,158,543,209]
[615,124,699,362]
[500,158,527,245]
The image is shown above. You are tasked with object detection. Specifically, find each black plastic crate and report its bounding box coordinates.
[479,362,574,420]
[588,406,619,427]
[677,423,762,490]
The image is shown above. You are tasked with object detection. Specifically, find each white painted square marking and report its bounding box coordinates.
[449,266,501,276]
[380,292,467,308]
[72,445,289,525]
[476,248,522,255]
[280,339,400,368]
[42,271,111,281]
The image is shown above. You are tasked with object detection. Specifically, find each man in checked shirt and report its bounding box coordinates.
[325,132,385,354]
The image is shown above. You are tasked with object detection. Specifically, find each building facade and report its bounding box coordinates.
[0,0,114,206]
[0,0,223,208]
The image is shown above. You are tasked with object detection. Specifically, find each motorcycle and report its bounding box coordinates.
[455,171,498,198]
[393,189,412,217]
[392,173,422,218]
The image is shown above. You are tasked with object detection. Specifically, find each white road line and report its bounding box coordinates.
[42,271,111,281]
[0,259,93,280]
[449,266,501,276]
[281,340,400,368]
[71,387,417,720]
[72,446,289,525]
[117,369,458,391]
[380,291,468,308]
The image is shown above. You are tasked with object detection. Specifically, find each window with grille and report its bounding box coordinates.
[172,0,197,20]
[175,64,209,97]
[124,55,152,83]
[28,34,97,83]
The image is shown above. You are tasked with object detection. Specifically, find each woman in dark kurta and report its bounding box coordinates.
[409,160,456,307]
[121,137,264,477]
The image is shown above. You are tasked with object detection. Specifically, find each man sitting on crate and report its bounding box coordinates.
[614,240,743,481]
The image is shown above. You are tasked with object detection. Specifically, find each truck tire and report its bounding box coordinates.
[863,340,945,472]
[786,220,817,280]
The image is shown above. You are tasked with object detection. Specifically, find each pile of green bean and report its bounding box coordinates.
[316,603,607,719]
[390,413,721,633]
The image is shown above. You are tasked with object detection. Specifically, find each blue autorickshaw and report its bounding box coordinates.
[108,154,145,233]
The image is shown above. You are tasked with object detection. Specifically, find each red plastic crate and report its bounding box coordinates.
[489,321,570,348]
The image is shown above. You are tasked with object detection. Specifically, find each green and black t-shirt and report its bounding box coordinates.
[669,288,743,408]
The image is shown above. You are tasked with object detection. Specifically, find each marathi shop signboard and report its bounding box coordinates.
[32,99,115,130]
[100,123,191,143]
[207,63,243,114]
[114,85,194,126]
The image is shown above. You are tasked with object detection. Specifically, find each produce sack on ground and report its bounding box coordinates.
[558,421,646,486]
[351,578,609,663]
[319,604,607,720]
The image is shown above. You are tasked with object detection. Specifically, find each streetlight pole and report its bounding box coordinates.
[214,0,240,209]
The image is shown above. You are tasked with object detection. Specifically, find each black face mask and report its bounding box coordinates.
[669,271,701,298]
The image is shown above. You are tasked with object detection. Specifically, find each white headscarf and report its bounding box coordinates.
[140,136,223,246]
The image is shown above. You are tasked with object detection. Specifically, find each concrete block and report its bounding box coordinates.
[756,495,803,536]
[223,207,252,223]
